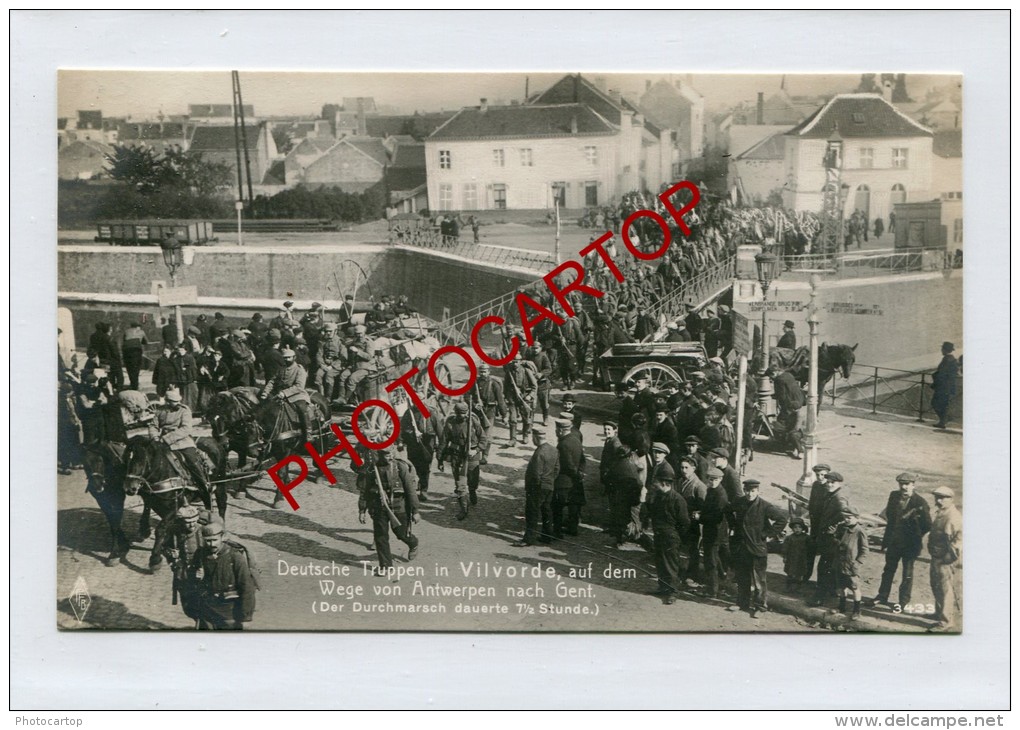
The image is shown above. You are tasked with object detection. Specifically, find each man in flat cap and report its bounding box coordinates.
[700,466,731,598]
[728,479,788,618]
[552,417,585,538]
[777,320,797,350]
[930,341,959,430]
[440,401,484,520]
[869,472,932,609]
[835,506,867,619]
[678,456,708,586]
[810,471,851,607]
[646,470,690,605]
[927,486,962,631]
[806,462,832,579]
[188,520,256,630]
[519,428,558,546]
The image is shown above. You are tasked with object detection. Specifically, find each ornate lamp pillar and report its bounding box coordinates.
[797,275,822,494]
[160,229,185,343]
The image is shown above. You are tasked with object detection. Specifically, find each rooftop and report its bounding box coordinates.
[786,94,933,139]
[430,103,615,141]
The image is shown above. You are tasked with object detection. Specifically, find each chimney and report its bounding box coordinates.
[570,115,578,134]
[756,92,764,125]
[881,80,894,103]
[480,98,488,112]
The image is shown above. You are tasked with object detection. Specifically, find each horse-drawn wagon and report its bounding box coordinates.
[598,341,709,392]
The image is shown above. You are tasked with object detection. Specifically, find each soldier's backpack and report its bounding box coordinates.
[224,539,262,591]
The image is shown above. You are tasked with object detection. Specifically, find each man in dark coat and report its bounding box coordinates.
[869,472,932,608]
[700,466,731,598]
[683,304,703,343]
[777,320,797,350]
[188,521,256,630]
[930,341,959,429]
[773,367,806,459]
[728,479,788,618]
[89,322,124,390]
[810,471,851,607]
[519,428,558,545]
[552,418,585,537]
[805,462,832,577]
[646,470,690,604]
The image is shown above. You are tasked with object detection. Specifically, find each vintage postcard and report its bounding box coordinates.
[56,69,964,634]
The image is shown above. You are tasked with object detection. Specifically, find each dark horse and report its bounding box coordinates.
[206,387,331,507]
[769,342,858,405]
[82,441,132,566]
[122,434,221,570]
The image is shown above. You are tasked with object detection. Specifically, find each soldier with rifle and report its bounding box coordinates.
[399,398,437,502]
[440,401,483,520]
[358,445,420,574]
[473,363,507,464]
[504,352,539,446]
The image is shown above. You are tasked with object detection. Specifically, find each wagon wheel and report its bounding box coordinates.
[356,401,396,447]
[622,362,682,392]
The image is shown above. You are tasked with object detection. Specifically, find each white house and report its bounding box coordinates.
[781,94,934,225]
[425,75,670,211]
[932,129,963,250]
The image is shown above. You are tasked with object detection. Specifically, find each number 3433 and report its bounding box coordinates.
[892,603,935,614]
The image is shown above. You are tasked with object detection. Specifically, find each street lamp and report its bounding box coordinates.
[235,200,245,247]
[754,250,779,420]
[160,228,185,344]
[797,274,823,493]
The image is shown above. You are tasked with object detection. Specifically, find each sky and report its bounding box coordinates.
[57,70,959,121]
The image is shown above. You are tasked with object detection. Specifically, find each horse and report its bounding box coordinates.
[769,342,857,405]
[82,441,132,566]
[207,386,330,506]
[122,435,204,570]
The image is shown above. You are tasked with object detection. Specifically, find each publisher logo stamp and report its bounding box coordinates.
[69,576,91,623]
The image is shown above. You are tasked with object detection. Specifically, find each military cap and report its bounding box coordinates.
[177,505,199,521]
[562,392,576,403]
[197,507,214,525]
[531,427,547,437]
[280,347,296,359]
[717,304,730,314]
[478,362,491,372]
[311,302,322,309]
[602,420,618,429]
[454,402,468,414]
[555,418,573,430]
[691,370,707,380]
[651,442,670,455]
[896,472,918,484]
[201,521,225,537]
[165,390,182,403]
[932,486,955,498]
[784,320,795,329]
[742,479,761,489]
[684,435,702,445]
[825,471,845,483]
[685,302,696,310]
[323,321,337,330]
[710,446,729,459]
[231,329,245,338]
[283,300,294,307]
[558,412,575,423]
[706,466,724,479]
[789,517,807,529]
[812,463,831,473]
[709,356,725,366]
[354,324,368,335]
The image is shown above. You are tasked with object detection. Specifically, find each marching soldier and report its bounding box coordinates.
[188,521,256,630]
[358,446,421,573]
[259,347,314,443]
[399,401,437,502]
[473,363,507,464]
[526,341,554,426]
[440,402,483,520]
[504,355,538,445]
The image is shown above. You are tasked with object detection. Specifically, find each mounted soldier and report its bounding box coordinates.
[152,390,212,510]
[259,347,314,443]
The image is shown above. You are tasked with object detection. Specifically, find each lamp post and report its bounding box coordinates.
[797,275,822,494]
[754,250,779,415]
[235,200,245,246]
[160,229,186,344]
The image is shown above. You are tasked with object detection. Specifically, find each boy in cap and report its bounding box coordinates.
[782,517,812,590]
[927,486,962,631]
[560,392,582,432]
[835,507,867,619]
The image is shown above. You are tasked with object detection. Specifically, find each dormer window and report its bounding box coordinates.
[851,113,865,124]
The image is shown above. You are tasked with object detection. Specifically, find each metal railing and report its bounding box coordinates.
[827,363,963,422]
[782,247,956,278]
[648,256,736,321]
[392,236,555,272]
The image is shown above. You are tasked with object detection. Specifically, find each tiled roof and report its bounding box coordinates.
[386,166,427,191]
[262,160,286,186]
[735,132,786,160]
[341,136,389,165]
[189,125,262,151]
[366,113,454,139]
[391,142,425,168]
[786,94,932,139]
[933,129,962,158]
[533,74,663,136]
[430,103,614,140]
[118,122,186,140]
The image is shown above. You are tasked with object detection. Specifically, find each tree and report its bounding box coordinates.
[855,73,880,93]
[105,144,231,196]
[891,73,911,103]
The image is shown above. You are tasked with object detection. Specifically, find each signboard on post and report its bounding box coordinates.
[157,285,198,308]
[731,310,751,356]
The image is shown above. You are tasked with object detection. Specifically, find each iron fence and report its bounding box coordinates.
[648,256,736,321]
[782,247,954,278]
[392,236,555,272]
[828,363,963,423]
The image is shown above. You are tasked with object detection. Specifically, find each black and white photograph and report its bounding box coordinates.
[55,68,965,634]
[12,9,1010,714]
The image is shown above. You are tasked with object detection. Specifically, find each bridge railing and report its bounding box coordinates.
[648,256,736,321]
[827,363,963,422]
[782,247,955,278]
[391,235,556,272]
